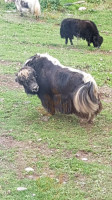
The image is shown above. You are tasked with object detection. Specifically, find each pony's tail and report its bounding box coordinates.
[73,81,102,122]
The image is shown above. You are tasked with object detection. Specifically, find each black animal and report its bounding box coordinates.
[15,53,102,122]
[60,18,103,47]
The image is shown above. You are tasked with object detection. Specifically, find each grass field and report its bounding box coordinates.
[0,0,112,199]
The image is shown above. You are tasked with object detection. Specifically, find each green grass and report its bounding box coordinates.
[0,0,112,199]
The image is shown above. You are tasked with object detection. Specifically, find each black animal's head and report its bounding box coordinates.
[15,67,39,95]
[93,35,103,48]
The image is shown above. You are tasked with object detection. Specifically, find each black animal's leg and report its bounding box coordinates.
[88,42,90,46]
[69,38,73,45]
[65,38,68,45]
[87,39,91,46]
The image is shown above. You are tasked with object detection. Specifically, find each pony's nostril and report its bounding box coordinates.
[32,85,39,92]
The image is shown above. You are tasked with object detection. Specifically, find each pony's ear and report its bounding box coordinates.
[15,73,18,82]
[15,77,18,82]
[15,71,24,84]
[15,75,22,84]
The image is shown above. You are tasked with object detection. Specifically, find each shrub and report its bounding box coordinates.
[40,0,60,10]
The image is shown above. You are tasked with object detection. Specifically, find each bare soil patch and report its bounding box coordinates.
[0,59,21,66]
[0,134,57,179]
[0,74,22,90]
[0,59,22,90]
[99,85,112,103]
[75,149,112,166]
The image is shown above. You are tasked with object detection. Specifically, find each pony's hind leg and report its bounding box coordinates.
[69,38,73,45]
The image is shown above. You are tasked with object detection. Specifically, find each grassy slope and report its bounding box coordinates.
[0,0,112,199]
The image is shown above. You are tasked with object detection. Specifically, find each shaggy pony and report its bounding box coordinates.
[5,0,41,19]
[60,18,103,47]
[16,53,102,122]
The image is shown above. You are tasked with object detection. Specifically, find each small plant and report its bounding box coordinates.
[40,0,60,10]
[6,3,16,10]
